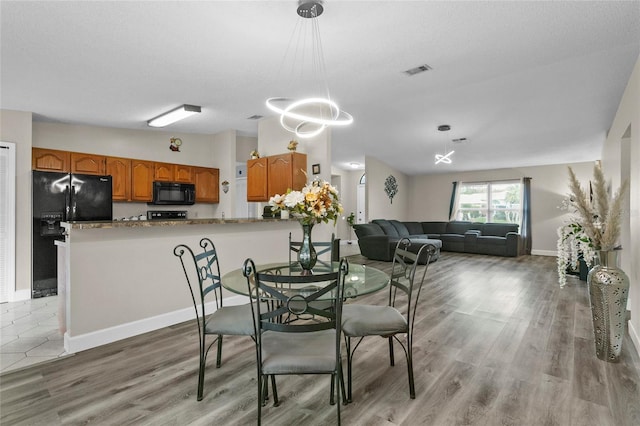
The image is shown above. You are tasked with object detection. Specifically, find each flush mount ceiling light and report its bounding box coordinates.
[147,104,201,128]
[434,124,455,165]
[265,1,353,139]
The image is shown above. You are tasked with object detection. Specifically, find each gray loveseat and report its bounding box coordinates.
[354,219,522,262]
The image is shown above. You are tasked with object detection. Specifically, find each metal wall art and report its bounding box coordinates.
[384,175,398,204]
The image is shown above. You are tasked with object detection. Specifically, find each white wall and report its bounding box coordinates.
[407,162,594,255]
[600,54,639,353]
[0,110,32,297]
[364,155,409,221]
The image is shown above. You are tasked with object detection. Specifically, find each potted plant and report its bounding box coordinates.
[563,163,629,362]
[346,212,356,244]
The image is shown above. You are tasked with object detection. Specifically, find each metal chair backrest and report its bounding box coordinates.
[389,238,437,338]
[289,232,336,268]
[174,237,223,329]
[243,258,348,344]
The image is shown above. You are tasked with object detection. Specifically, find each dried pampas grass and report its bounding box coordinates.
[567,164,628,251]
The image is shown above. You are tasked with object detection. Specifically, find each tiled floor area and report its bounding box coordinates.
[0,296,67,374]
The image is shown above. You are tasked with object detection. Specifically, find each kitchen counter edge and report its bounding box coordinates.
[63,217,294,230]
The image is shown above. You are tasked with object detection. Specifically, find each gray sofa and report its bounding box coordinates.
[354,219,522,261]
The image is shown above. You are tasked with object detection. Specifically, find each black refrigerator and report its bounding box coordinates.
[32,170,113,298]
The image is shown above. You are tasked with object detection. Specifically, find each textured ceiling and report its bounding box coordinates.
[1,1,639,175]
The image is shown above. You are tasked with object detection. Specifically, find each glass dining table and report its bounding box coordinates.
[222,261,389,300]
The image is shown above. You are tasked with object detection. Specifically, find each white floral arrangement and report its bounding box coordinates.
[557,163,628,287]
[269,179,343,226]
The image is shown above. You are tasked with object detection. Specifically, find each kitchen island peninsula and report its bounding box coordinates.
[59,217,329,354]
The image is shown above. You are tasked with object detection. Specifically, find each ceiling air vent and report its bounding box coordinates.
[452,138,468,143]
[247,114,263,120]
[403,64,432,76]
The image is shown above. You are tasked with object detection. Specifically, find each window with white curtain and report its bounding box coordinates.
[453,180,522,224]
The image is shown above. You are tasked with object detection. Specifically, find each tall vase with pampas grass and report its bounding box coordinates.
[567,163,629,362]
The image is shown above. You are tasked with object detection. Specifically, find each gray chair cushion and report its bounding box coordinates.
[372,219,400,237]
[205,303,256,336]
[261,329,336,374]
[342,304,407,337]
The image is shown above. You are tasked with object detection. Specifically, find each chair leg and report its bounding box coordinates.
[271,375,279,407]
[258,375,263,426]
[216,335,223,368]
[330,374,335,405]
[336,372,341,426]
[340,367,348,405]
[388,336,395,366]
[406,345,415,399]
[197,357,205,401]
[346,338,353,403]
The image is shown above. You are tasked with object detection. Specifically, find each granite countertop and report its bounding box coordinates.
[63,217,292,230]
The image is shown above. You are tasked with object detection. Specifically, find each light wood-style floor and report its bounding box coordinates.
[1,253,639,425]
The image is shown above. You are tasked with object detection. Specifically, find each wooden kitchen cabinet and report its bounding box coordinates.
[131,160,154,202]
[247,157,269,201]
[174,164,193,183]
[70,152,106,175]
[153,162,174,182]
[194,167,219,203]
[32,148,71,172]
[267,152,307,199]
[105,157,131,201]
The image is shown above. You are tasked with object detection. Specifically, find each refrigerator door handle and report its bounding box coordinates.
[70,185,77,221]
[64,185,71,221]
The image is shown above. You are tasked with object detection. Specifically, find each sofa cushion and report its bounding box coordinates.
[421,221,448,235]
[403,222,424,235]
[372,219,400,237]
[389,220,411,237]
[353,223,384,238]
[481,223,519,237]
[446,221,478,234]
[476,236,508,246]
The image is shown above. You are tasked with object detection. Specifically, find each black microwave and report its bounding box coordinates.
[150,181,195,205]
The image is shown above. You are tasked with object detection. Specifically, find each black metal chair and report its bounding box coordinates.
[174,238,256,401]
[341,238,437,402]
[243,258,349,426]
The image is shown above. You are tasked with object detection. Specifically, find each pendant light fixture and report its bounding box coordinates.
[434,124,454,165]
[266,1,353,139]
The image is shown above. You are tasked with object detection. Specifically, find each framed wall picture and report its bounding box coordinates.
[312,164,320,175]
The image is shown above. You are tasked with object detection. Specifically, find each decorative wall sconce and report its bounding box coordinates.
[221,180,230,194]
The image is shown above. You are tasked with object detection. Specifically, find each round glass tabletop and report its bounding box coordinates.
[222,262,389,300]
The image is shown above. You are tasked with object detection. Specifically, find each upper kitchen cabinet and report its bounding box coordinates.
[267,152,307,199]
[131,160,154,202]
[153,162,174,182]
[32,148,71,172]
[174,164,193,183]
[247,157,269,201]
[154,162,193,183]
[193,167,219,203]
[70,152,106,175]
[106,157,131,201]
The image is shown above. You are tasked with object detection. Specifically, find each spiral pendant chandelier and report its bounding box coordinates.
[434,124,455,165]
[266,1,353,139]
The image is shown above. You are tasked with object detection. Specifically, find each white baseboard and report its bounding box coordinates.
[9,289,31,302]
[531,249,557,257]
[64,294,250,354]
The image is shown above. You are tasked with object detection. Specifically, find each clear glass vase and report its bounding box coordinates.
[587,250,630,362]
